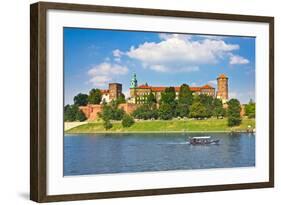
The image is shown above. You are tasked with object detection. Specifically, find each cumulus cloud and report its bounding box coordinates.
[229,54,249,65]
[113,49,124,57]
[126,35,239,72]
[88,62,128,87]
[208,80,217,85]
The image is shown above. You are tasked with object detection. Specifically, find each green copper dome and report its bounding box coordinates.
[130,73,138,88]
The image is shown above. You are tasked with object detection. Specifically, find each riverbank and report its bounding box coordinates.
[65,117,255,134]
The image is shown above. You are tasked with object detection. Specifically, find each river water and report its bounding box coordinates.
[63,132,255,176]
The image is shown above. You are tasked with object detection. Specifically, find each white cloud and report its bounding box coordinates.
[229,54,249,65]
[123,90,130,98]
[113,49,124,57]
[191,82,198,87]
[229,92,238,99]
[88,62,128,87]
[126,35,239,72]
[208,80,217,85]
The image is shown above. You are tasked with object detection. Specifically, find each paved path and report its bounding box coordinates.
[64,121,88,131]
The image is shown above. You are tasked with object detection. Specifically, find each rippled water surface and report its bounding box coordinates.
[64,132,255,176]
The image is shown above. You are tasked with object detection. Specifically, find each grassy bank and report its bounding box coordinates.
[66,117,255,134]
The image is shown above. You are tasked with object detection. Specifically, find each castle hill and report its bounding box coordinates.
[64,73,255,133]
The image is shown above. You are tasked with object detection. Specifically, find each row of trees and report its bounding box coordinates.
[132,84,225,120]
[73,89,126,106]
[131,84,246,127]
[98,101,135,130]
[65,84,255,129]
[64,104,87,122]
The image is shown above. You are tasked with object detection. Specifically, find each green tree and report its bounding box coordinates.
[75,110,87,122]
[161,87,176,105]
[227,99,242,126]
[178,84,193,105]
[64,104,78,122]
[132,104,158,120]
[158,104,174,120]
[175,104,189,118]
[64,104,86,122]
[198,94,213,117]
[212,98,225,118]
[116,93,126,104]
[189,101,208,119]
[73,93,88,106]
[88,89,102,104]
[146,92,157,105]
[245,99,255,118]
[103,119,113,130]
[100,103,125,121]
[122,114,135,127]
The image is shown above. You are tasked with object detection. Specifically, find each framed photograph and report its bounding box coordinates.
[30,2,274,202]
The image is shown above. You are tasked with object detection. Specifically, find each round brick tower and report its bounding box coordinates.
[216,74,228,103]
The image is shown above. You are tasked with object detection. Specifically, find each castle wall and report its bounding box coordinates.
[79,103,140,121]
[79,104,102,121]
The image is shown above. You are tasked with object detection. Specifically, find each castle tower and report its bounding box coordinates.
[130,73,138,98]
[216,74,228,103]
[109,83,122,100]
[130,73,138,88]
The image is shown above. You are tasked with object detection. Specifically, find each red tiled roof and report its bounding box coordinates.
[133,84,214,92]
[138,84,151,89]
[201,84,213,89]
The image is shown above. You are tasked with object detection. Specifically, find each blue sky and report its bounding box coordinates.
[64,27,255,105]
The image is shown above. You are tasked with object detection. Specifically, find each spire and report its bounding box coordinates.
[130,73,138,88]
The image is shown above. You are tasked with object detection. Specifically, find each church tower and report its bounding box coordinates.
[130,73,138,88]
[216,74,228,103]
[130,73,138,99]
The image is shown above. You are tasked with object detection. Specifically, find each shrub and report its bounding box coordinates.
[227,99,242,126]
[76,110,87,122]
[122,114,135,127]
[103,120,113,130]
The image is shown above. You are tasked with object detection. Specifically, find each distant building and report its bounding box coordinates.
[129,73,228,104]
[216,74,229,104]
[100,83,122,103]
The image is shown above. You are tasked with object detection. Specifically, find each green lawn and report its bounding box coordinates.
[66,117,255,133]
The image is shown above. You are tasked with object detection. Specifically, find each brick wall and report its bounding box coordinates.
[79,103,140,121]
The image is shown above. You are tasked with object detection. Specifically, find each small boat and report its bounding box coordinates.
[188,136,219,145]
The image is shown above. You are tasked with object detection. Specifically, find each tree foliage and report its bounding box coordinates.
[103,120,113,130]
[244,99,255,118]
[189,101,208,119]
[178,84,193,105]
[116,93,126,104]
[161,87,176,105]
[122,114,135,127]
[227,98,242,126]
[158,104,174,120]
[198,94,213,117]
[175,104,189,118]
[99,104,125,121]
[64,104,86,122]
[212,98,225,118]
[88,89,102,104]
[73,93,88,106]
[75,110,87,122]
[146,92,157,105]
[132,104,158,120]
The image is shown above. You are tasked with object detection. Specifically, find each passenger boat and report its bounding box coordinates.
[188,136,219,145]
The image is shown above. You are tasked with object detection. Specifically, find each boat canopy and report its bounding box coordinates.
[191,136,211,139]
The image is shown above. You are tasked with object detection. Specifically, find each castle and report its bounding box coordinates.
[128,73,229,104]
[80,73,229,120]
